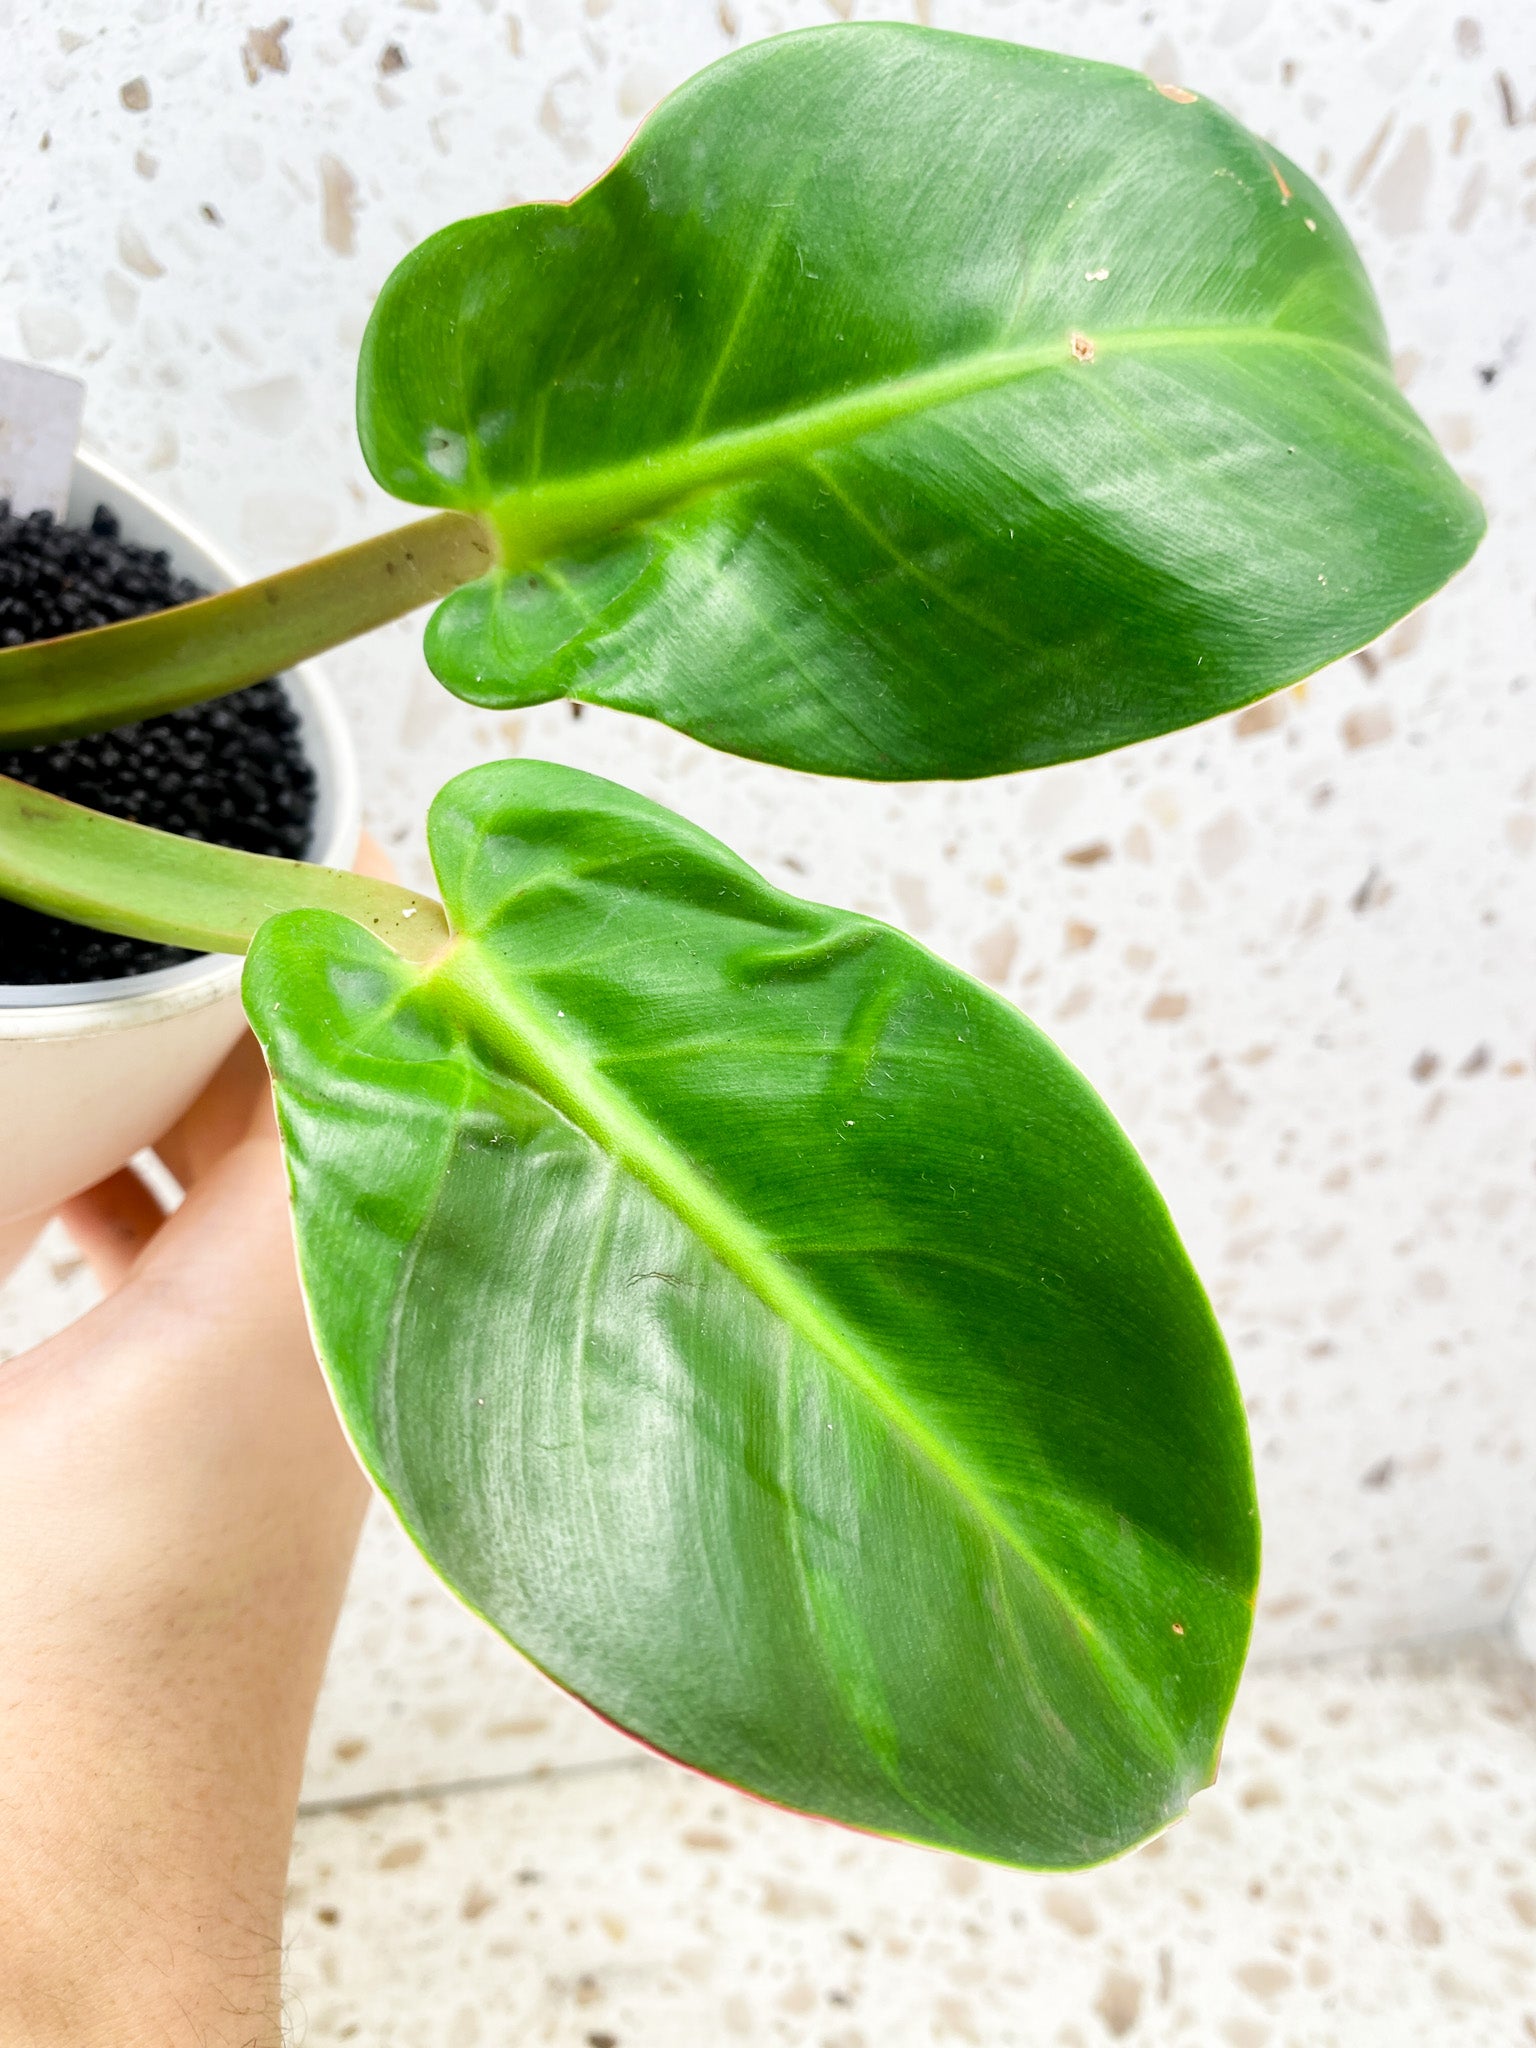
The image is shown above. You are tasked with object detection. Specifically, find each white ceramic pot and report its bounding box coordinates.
[0,452,360,1283]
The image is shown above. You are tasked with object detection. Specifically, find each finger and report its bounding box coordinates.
[354,829,396,883]
[155,1034,273,1193]
[151,835,394,1192]
[58,1166,168,1291]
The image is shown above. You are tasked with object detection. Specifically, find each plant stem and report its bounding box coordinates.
[0,510,492,746]
[0,776,450,965]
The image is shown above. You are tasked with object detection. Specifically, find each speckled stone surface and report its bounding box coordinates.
[284,1637,1536,2047]
[2,0,1534,2036]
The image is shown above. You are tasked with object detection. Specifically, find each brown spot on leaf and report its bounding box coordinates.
[1270,161,1292,202]
[1157,82,1199,103]
[1070,330,1095,363]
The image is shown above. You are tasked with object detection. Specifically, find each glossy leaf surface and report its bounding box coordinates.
[358,24,1482,781]
[246,760,1258,1867]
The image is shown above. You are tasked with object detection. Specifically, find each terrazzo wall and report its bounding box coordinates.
[2,0,1532,1675]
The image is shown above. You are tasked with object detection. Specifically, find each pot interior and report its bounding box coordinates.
[0,454,358,1012]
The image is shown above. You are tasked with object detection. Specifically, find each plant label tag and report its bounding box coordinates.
[0,357,85,520]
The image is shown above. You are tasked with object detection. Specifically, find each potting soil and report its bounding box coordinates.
[0,502,318,984]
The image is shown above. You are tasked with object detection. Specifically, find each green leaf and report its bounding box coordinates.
[245,759,1258,1868]
[358,23,1482,782]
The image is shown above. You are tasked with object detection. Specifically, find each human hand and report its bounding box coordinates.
[0,1014,369,2044]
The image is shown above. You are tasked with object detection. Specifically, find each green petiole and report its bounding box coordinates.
[0,509,491,748]
[0,775,450,965]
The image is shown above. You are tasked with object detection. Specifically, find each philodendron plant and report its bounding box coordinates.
[0,26,1480,1868]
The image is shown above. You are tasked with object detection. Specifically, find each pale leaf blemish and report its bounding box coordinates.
[1085,267,1110,282]
[1070,331,1096,363]
[1156,82,1199,104]
[1305,216,1317,231]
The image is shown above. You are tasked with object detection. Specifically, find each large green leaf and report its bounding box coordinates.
[245,759,1257,1867]
[358,23,1482,781]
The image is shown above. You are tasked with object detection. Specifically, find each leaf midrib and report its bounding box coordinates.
[439,938,1187,1765]
[486,323,1392,563]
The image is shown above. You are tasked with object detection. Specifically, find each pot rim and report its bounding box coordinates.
[0,448,361,1034]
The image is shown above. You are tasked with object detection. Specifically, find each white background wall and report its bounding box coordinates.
[1,0,1532,1685]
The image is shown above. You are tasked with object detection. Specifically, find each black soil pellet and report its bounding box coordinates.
[0,502,318,985]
